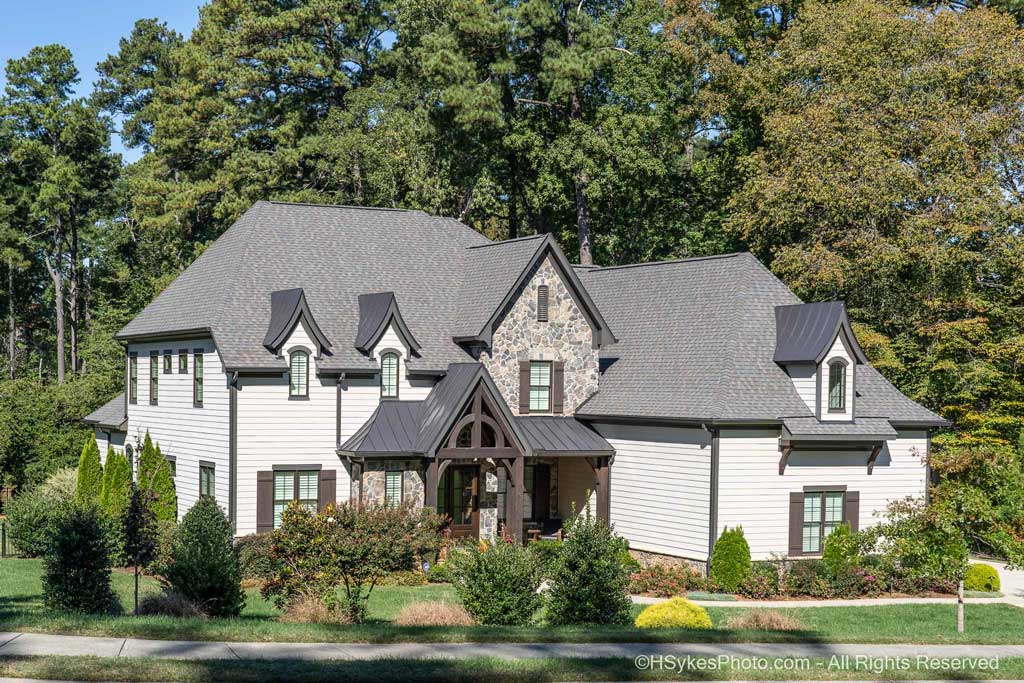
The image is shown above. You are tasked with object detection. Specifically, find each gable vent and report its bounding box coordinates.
[537,285,549,322]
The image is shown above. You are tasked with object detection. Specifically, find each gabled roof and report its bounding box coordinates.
[774,301,867,365]
[451,234,616,347]
[82,394,127,431]
[263,288,332,355]
[354,292,421,355]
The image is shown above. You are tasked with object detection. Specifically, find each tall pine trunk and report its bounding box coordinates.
[45,215,66,384]
[6,257,14,380]
[69,219,80,375]
[569,87,593,266]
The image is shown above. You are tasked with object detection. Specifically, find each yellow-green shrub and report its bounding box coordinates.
[964,563,1000,592]
[634,597,712,629]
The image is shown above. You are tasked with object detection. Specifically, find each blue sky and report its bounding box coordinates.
[0,1,202,162]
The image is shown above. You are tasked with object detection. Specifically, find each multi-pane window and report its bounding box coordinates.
[380,352,399,398]
[289,350,309,398]
[149,352,159,404]
[193,351,204,407]
[178,350,188,374]
[537,285,549,322]
[802,491,844,553]
[828,361,846,411]
[199,463,215,498]
[163,351,172,374]
[385,469,403,508]
[529,361,552,412]
[273,470,318,528]
[129,353,138,404]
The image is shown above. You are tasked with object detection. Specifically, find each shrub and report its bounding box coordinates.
[725,609,805,631]
[629,563,708,597]
[783,559,833,597]
[160,496,245,617]
[546,512,632,625]
[42,502,118,614]
[426,561,452,583]
[235,533,275,581]
[138,433,177,525]
[965,563,1000,592]
[448,536,542,626]
[41,467,79,502]
[528,539,563,578]
[710,527,751,593]
[378,569,428,586]
[5,490,54,557]
[138,591,206,618]
[99,449,132,520]
[634,598,712,629]
[739,561,782,599]
[393,601,476,626]
[123,485,159,614]
[279,591,350,624]
[822,524,860,576]
[620,549,642,574]
[75,438,103,504]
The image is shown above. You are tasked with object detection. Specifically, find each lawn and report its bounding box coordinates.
[2,558,1024,644]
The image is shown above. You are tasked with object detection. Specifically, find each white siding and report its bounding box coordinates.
[716,428,928,559]
[787,363,817,413]
[595,424,712,561]
[126,339,229,521]
[94,428,125,464]
[819,334,855,421]
[235,322,349,536]
[371,323,432,400]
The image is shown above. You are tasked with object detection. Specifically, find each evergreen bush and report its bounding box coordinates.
[448,537,542,626]
[546,513,632,625]
[822,523,860,576]
[99,448,132,519]
[634,597,712,629]
[75,437,103,504]
[42,502,118,614]
[965,563,1000,592]
[161,496,245,617]
[5,490,54,557]
[138,433,177,524]
[710,526,752,593]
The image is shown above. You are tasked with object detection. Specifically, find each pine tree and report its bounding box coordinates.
[138,432,177,524]
[75,437,103,503]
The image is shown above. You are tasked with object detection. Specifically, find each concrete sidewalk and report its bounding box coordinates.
[3,631,1024,661]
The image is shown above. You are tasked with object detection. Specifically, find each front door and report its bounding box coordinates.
[438,465,479,538]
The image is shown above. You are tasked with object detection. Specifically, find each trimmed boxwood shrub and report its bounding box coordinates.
[75,437,103,504]
[546,513,632,625]
[634,597,712,629]
[5,490,54,557]
[42,502,118,614]
[160,496,245,617]
[710,526,751,593]
[449,538,542,626]
[965,563,1000,592]
[528,539,563,578]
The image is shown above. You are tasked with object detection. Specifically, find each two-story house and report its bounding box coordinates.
[84,201,947,568]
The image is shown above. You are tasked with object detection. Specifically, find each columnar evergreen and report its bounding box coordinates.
[138,432,177,524]
[75,437,103,503]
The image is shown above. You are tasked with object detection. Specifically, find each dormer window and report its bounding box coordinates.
[289,350,309,398]
[828,359,847,412]
[537,285,549,322]
[381,351,399,399]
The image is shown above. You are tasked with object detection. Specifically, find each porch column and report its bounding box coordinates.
[595,456,611,524]
[424,458,438,509]
[504,457,524,542]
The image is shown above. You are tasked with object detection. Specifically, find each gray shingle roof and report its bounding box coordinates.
[782,417,898,441]
[83,394,127,431]
[774,301,866,364]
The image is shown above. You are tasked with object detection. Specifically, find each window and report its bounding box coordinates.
[163,351,172,374]
[166,457,176,478]
[802,491,844,554]
[385,469,403,508]
[199,463,215,498]
[273,470,318,528]
[380,351,399,399]
[149,352,159,405]
[178,350,188,374]
[529,361,552,412]
[193,351,204,407]
[129,353,138,404]
[537,285,549,322]
[828,360,846,411]
[289,350,309,398]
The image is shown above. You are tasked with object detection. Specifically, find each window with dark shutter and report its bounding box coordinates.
[163,351,172,374]
[178,349,188,374]
[129,353,138,404]
[149,352,159,405]
[790,488,856,555]
[537,285,549,322]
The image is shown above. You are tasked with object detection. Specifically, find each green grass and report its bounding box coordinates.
[3,558,1024,644]
[0,655,1020,682]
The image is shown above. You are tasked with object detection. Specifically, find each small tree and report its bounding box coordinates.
[161,496,244,617]
[710,527,752,593]
[42,502,117,614]
[100,448,132,520]
[137,433,177,524]
[123,484,158,615]
[546,509,632,625]
[75,438,103,504]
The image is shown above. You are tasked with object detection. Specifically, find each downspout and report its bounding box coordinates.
[704,423,720,576]
[229,371,238,532]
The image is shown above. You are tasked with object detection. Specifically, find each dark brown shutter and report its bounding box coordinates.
[518,361,531,414]
[845,490,860,533]
[788,492,804,557]
[552,362,565,414]
[319,469,337,510]
[256,471,274,534]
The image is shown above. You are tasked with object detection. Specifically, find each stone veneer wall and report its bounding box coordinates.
[479,256,599,415]
[352,460,426,508]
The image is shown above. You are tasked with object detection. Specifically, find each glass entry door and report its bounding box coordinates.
[438,465,479,538]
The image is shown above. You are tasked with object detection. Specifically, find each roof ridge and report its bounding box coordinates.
[582,252,748,273]
[465,233,548,249]
[265,200,419,213]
